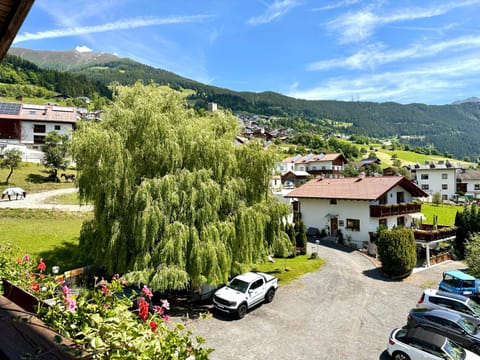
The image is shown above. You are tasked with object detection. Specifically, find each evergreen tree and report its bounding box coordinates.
[71,83,293,291]
[377,227,416,277]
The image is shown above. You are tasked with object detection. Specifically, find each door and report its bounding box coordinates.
[247,279,265,307]
[330,218,338,236]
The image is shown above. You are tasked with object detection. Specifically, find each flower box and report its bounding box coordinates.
[2,279,41,313]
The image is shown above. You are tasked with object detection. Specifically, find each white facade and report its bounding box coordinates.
[21,121,73,146]
[414,167,457,200]
[295,185,417,248]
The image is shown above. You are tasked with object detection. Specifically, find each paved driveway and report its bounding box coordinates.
[180,240,463,360]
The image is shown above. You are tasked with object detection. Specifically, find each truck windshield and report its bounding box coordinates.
[228,279,249,293]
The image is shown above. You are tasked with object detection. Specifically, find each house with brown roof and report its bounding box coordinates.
[0,102,77,149]
[278,153,347,181]
[285,176,428,248]
[456,169,480,201]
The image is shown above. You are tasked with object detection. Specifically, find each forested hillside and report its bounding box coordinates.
[5,48,480,161]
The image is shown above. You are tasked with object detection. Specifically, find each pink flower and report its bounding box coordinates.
[153,305,164,315]
[101,285,109,296]
[161,314,170,322]
[142,286,153,298]
[62,285,72,296]
[56,277,65,285]
[161,299,170,310]
[149,320,158,332]
[23,254,30,262]
[37,259,46,272]
[64,298,76,312]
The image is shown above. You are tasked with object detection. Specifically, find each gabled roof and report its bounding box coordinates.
[457,170,480,181]
[282,153,346,164]
[0,0,34,61]
[281,170,310,177]
[285,176,428,200]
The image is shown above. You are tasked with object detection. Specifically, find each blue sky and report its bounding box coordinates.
[12,0,480,105]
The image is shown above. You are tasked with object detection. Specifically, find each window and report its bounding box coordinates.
[421,184,429,190]
[330,199,337,205]
[397,216,405,226]
[379,194,387,205]
[33,135,45,144]
[33,124,46,133]
[250,279,263,290]
[442,184,448,190]
[54,125,61,131]
[379,218,387,227]
[396,191,405,203]
[475,184,480,191]
[346,219,360,231]
[421,174,429,180]
[442,173,448,179]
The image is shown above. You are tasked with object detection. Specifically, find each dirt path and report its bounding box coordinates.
[0,187,93,212]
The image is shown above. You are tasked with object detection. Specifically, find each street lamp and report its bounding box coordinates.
[315,239,320,253]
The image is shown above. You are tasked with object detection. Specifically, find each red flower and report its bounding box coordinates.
[138,298,149,321]
[37,259,46,272]
[30,282,40,292]
[149,320,157,332]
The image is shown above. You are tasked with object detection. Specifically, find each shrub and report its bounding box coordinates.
[465,233,480,278]
[295,220,307,255]
[377,227,416,278]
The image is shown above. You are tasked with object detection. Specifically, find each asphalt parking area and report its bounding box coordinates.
[177,240,464,360]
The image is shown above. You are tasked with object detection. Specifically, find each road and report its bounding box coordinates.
[0,187,93,211]
[182,240,462,360]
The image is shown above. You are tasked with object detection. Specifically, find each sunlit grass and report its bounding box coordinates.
[421,203,463,226]
[0,209,91,270]
[252,254,325,285]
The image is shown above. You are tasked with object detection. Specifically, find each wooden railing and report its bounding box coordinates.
[369,203,421,217]
[414,225,457,242]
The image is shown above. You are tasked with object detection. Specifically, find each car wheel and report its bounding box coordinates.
[392,351,410,360]
[237,304,247,319]
[265,288,275,303]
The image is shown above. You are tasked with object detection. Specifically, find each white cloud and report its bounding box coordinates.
[247,0,300,26]
[312,0,361,12]
[290,55,480,104]
[328,0,480,44]
[13,15,213,43]
[307,35,480,71]
[75,45,92,52]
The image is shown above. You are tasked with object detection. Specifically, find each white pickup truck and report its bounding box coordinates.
[213,272,278,319]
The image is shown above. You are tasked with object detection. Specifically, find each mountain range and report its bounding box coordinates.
[6,47,480,162]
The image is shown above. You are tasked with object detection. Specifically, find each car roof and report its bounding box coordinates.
[404,327,447,348]
[425,288,469,302]
[412,307,464,321]
[234,272,261,283]
[444,270,476,281]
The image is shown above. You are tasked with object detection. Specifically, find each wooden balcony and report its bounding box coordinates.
[413,224,457,242]
[369,203,421,217]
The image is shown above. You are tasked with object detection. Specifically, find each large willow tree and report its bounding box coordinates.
[71,83,293,291]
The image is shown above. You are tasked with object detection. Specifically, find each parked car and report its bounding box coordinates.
[387,326,480,360]
[213,272,277,319]
[439,270,480,298]
[417,289,480,322]
[407,308,480,355]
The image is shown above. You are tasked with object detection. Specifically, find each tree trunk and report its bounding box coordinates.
[5,167,13,184]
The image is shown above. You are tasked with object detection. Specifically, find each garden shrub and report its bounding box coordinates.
[377,227,416,278]
[295,220,307,254]
[466,233,480,278]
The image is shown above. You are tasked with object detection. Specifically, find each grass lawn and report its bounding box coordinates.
[252,254,325,285]
[0,209,91,271]
[0,162,75,193]
[44,191,92,205]
[421,203,463,226]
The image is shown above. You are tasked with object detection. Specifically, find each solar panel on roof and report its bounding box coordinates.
[0,102,21,115]
[22,104,46,110]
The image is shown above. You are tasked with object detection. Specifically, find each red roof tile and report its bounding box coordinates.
[285,176,427,200]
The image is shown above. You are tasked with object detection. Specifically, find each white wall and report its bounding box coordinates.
[21,121,74,144]
[415,168,456,200]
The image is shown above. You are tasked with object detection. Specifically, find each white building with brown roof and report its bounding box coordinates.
[0,102,77,149]
[285,176,427,248]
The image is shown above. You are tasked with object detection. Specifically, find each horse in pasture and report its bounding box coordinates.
[61,173,76,182]
[1,187,26,201]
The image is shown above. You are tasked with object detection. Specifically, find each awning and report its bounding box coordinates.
[409,213,426,220]
[325,213,338,219]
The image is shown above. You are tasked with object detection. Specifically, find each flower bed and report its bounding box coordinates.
[0,243,213,359]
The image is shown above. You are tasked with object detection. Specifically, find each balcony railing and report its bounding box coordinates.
[369,203,421,217]
[413,225,457,242]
